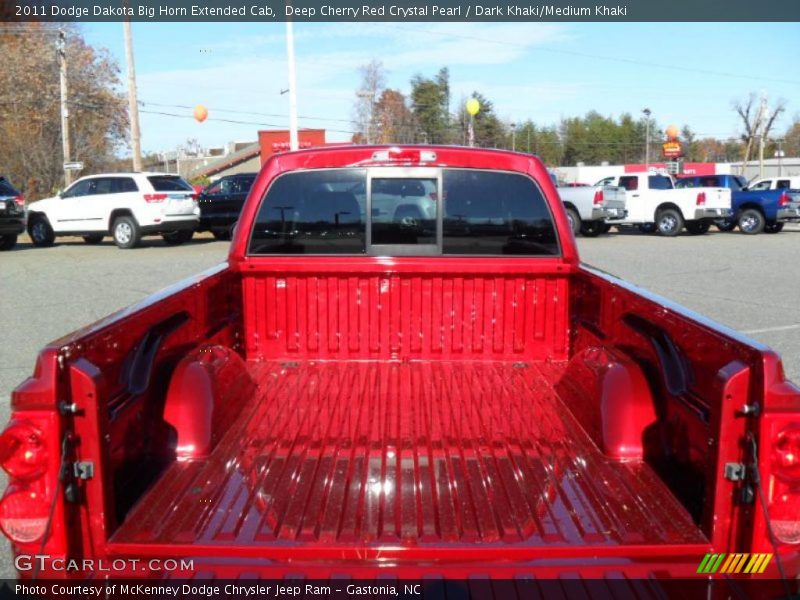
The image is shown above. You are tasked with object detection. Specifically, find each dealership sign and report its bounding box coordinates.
[662,141,683,159]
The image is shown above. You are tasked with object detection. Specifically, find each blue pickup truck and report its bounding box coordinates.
[676,174,800,234]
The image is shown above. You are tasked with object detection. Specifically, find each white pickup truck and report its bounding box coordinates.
[746,176,800,191]
[594,173,732,236]
[549,173,627,237]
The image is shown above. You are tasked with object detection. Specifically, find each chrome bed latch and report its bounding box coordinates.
[73,461,95,480]
[724,462,747,482]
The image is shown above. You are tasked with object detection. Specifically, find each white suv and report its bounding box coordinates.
[26,173,200,249]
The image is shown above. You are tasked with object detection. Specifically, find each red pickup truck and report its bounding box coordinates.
[1,146,799,591]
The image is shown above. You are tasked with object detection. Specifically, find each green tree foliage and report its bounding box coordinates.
[354,63,756,166]
[681,126,700,161]
[558,111,655,166]
[410,67,451,144]
[513,121,563,165]
[453,92,505,148]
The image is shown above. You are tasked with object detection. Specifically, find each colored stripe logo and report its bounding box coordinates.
[697,553,772,574]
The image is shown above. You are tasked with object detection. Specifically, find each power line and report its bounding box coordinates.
[137,107,358,135]
[138,100,356,125]
[374,24,800,87]
[0,98,767,147]
[0,95,774,146]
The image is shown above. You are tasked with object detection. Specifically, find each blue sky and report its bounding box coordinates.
[81,22,800,154]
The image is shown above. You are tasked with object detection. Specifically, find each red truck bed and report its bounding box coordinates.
[7,146,798,582]
[113,360,703,550]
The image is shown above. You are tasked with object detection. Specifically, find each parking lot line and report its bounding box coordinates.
[742,324,800,335]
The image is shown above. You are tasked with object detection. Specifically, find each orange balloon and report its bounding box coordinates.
[666,125,679,140]
[193,105,208,123]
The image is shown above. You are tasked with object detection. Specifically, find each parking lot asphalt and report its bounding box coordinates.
[1,226,799,576]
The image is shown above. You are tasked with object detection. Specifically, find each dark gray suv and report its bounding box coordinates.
[197,173,257,240]
[0,177,25,250]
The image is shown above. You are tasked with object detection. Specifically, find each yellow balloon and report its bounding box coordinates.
[466,98,480,116]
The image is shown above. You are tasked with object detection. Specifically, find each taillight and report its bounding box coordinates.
[0,421,47,481]
[0,413,58,548]
[778,192,790,207]
[763,419,800,546]
[144,193,168,203]
[0,421,50,544]
[13,195,24,207]
[696,192,706,206]
[593,189,604,205]
[0,485,50,543]
[772,425,800,482]
[770,493,800,544]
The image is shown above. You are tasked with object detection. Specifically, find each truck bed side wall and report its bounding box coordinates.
[43,265,244,550]
[570,266,765,549]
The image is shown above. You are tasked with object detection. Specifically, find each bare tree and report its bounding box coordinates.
[761,100,786,141]
[180,138,203,157]
[734,93,786,163]
[784,114,800,157]
[354,60,386,144]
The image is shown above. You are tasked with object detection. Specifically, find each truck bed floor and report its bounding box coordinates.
[113,360,705,548]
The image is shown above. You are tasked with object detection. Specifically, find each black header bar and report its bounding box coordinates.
[4,0,799,22]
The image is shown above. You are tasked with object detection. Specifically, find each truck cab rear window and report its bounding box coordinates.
[249,169,367,255]
[649,175,673,190]
[442,170,558,255]
[248,168,558,257]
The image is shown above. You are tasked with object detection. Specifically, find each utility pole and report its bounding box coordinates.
[123,19,143,171]
[757,94,767,179]
[356,91,374,143]
[285,12,299,151]
[642,108,651,171]
[57,29,72,187]
[468,115,475,147]
[775,139,785,176]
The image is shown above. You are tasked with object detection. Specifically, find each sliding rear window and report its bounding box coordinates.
[248,167,558,256]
